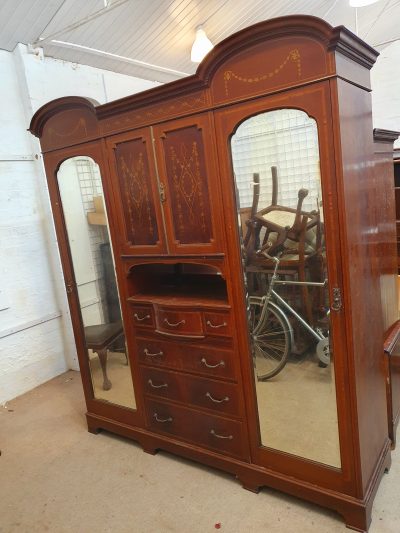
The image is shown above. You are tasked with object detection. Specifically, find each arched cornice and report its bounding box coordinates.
[196,15,369,83]
[29,16,379,128]
[29,96,99,138]
[96,15,378,119]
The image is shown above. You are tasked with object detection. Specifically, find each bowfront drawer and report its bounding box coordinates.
[156,307,203,337]
[185,375,240,417]
[145,399,246,459]
[180,344,236,380]
[141,367,184,402]
[204,311,231,337]
[136,337,180,369]
[131,305,154,328]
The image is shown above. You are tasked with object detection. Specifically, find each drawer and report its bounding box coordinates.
[190,409,245,459]
[204,311,232,337]
[180,344,236,380]
[185,375,240,417]
[145,399,246,459]
[131,305,154,329]
[145,399,192,440]
[136,337,180,369]
[141,367,184,402]
[156,307,203,337]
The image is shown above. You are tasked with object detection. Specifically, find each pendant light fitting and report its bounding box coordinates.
[191,25,214,63]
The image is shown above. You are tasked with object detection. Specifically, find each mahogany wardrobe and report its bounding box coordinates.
[30,15,398,532]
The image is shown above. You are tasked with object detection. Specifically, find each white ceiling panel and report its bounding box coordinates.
[1,0,400,83]
[0,0,65,51]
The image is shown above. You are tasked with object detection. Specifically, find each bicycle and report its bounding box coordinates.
[248,251,330,381]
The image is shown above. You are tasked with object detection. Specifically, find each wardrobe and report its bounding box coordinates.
[30,15,396,532]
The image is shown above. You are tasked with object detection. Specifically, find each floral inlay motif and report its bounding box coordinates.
[224,49,301,96]
[169,141,208,240]
[118,147,157,244]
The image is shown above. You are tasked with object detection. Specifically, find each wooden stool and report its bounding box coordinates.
[84,321,124,391]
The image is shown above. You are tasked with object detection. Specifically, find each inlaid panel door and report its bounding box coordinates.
[153,113,223,255]
[106,128,167,255]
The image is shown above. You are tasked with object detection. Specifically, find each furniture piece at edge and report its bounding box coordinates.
[393,148,400,272]
[384,321,400,448]
[374,129,400,448]
[29,16,396,532]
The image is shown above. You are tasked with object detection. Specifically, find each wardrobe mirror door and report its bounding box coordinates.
[57,156,136,410]
[230,109,341,467]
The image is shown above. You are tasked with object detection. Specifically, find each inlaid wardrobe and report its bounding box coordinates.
[30,16,396,532]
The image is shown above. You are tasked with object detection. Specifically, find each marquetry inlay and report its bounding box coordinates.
[224,49,301,96]
[115,140,159,246]
[48,118,88,139]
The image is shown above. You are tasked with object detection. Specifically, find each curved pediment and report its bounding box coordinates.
[29,16,379,144]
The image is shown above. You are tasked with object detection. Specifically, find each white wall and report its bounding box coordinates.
[371,41,400,148]
[0,44,159,404]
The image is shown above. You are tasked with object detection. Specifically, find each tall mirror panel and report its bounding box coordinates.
[231,109,341,467]
[58,157,136,410]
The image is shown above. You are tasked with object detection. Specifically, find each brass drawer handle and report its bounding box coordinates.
[134,313,150,322]
[210,429,233,440]
[206,320,227,329]
[164,318,186,328]
[148,379,168,389]
[206,392,229,403]
[144,348,163,357]
[153,412,172,423]
[201,357,225,369]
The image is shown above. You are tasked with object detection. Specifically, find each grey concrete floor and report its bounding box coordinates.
[0,370,399,533]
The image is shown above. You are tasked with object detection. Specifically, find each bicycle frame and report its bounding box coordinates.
[255,253,328,343]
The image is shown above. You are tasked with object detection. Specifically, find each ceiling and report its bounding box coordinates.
[1,0,400,83]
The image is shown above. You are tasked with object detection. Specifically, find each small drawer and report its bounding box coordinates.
[141,368,184,402]
[181,345,236,380]
[136,337,180,369]
[156,307,203,337]
[131,305,154,328]
[185,375,240,417]
[204,312,231,337]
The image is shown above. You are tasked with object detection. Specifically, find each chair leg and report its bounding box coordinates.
[97,348,112,391]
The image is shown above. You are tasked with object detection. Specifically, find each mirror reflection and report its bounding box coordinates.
[231,109,340,467]
[58,157,136,410]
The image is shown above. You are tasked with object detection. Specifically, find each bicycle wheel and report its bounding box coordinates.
[249,299,292,380]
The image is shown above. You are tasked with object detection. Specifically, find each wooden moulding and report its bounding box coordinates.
[373,129,400,145]
[29,16,379,146]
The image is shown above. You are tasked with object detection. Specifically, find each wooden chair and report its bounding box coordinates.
[242,167,324,325]
[84,321,124,391]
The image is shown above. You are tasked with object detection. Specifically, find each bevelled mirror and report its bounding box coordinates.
[57,156,136,410]
[231,109,341,468]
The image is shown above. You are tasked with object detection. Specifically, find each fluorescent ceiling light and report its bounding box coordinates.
[50,40,189,77]
[349,0,379,7]
[191,26,214,63]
